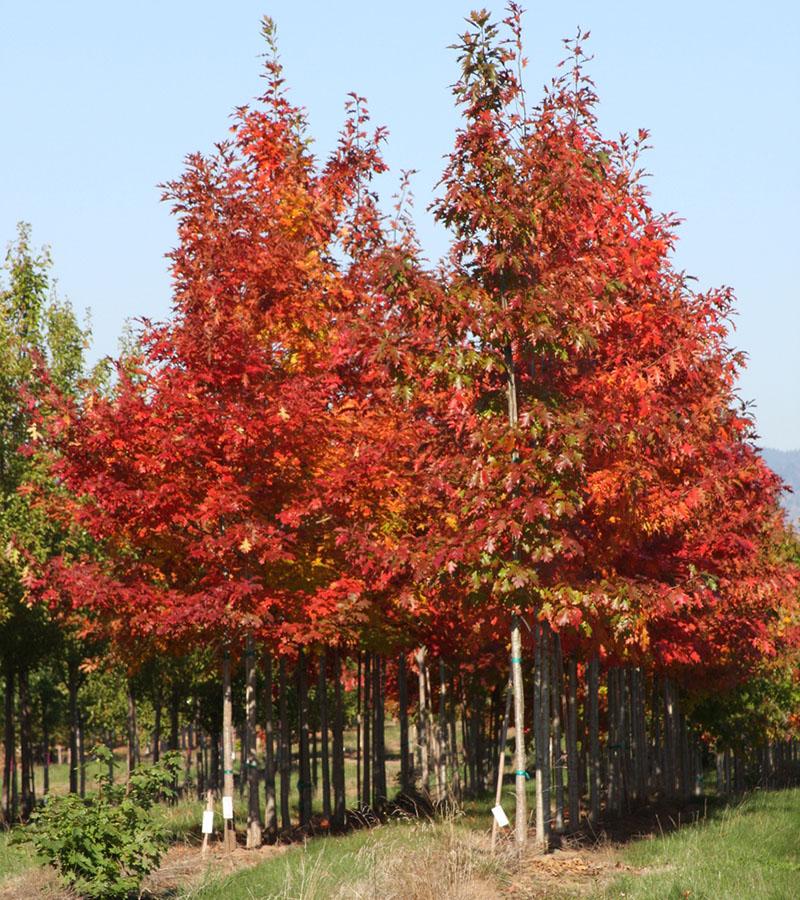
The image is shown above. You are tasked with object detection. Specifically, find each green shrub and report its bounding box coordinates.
[26,746,182,899]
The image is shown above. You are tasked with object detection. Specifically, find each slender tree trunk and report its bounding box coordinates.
[105,730,115,784]
[152,687,162,764]
[311,715,318,794]
[18,667,35,819]
[511,614,528,850]
[373,655,387,809]
[210,727,220,792]
[169,685,180,751]
[263,649,277,840]
[318,648,331,822]
[355,652,362,807]
[67,659,79,795]
[504,315,527,850]
[126,679,139,782]
[715,748,725,796]
[541,622,552,843]
[2,666,15,822]
[222,652,236,852]
[436,659,448,802]
[297,648,312,827]
[42,695,50,796]
[663,676,677,801]
[398,654,410,794]
[416,648,430,794]
[651,675,662,795]
[78,709,86,797]
[565,657,580,829]
[362,652,371,809]
[551,635,564,833]
[332,648,346,828]
[448,669,461,801]
[278,656,291,831]
[196,713,205,800]
[588,655,600,824]
[245,635,262,848]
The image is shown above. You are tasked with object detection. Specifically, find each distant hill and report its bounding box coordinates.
[761,448,800,524]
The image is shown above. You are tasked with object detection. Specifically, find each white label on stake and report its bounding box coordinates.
[491,804,510,827]
[222,795,234,820]
[202,810,214,834]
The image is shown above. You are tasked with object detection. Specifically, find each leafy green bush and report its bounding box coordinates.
[26,746,182,899]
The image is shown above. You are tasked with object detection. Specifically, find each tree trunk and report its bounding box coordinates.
[297,648,312,827]
[152,687,162,764]
[436,659,448,802]
[19,667,35,819]
[278,656,291,831]
[415,647,430,794]
[222,652,236,852]
[169,685,180,751]
[588,655,600,824]
[373,655,387,809]
[126,679,139,781]
[511,615,528,850]
[332,648,346,828]
[318,648,331,822]
[534,621,552,850]
[551,635,564,833]
[448,669,461,801]
[263,649,277,840]
[565,657,580,830]
[362,652,371,809]
[245,635,262,848]
[355,652,362,806]
[42,694,50,796]
[398,653,410,794]
[78,710,86,797]
[67,658,79,795]
[3,666,15,822]
[663,676,678,801]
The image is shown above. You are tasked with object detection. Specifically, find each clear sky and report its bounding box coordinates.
[2,1,798,448]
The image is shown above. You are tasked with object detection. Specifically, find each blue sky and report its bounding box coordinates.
[2,1,798,448]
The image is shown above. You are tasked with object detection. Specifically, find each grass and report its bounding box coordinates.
[182,813,508,899]
[598,788,800,900]
[4,729,799,899]
[0,830,41,881]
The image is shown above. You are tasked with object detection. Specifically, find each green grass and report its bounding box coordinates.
[0,829,41,881]
[182,815,504,900]
[598,788,800,900]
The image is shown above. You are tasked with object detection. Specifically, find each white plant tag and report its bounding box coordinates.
[222,795,234,820]
[202,810,214,834]
[491,804,510,827]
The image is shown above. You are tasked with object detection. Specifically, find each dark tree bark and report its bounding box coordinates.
[3,666,15,822]
[263,649,277,839]
[398,653,410,794]
[279,656,291,830]
[297,648,312,827]
[18,667,35,819]
[318,648,331,821]
[245,634,263,848]
[331,648,346,828]
[362,652,371,808]
[126,679,139,781]
[67,657,80,795]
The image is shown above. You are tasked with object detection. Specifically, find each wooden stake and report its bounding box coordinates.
[491,679,513,853]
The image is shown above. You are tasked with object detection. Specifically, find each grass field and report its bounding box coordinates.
[171,789,800,899]
[2,732,799,898]
[600,788,800,900]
